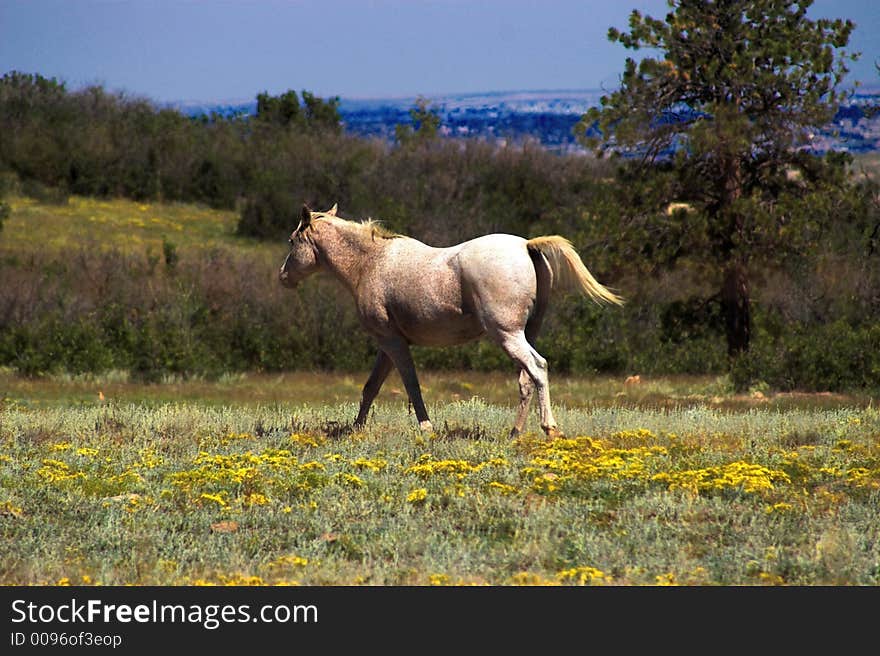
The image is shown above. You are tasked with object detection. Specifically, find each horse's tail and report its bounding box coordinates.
[526,235,624,306]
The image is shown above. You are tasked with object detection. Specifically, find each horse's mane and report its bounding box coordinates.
[310,212,400,241]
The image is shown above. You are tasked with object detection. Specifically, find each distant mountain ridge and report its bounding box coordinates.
[172,87,880,155]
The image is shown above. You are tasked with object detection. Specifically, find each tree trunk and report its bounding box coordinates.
[722,258,750,358]
[717,143,749,361]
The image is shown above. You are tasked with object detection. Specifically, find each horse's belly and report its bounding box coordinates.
[401,313,484,347]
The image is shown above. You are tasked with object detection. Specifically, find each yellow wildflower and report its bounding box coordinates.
[199,492,229,508]
[487,481,518,495]
[557,566,612,585]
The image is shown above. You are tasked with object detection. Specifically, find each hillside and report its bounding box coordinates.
[1,194,270,257]
[176,87,880,155]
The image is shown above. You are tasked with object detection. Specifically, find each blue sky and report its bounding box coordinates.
[1,0,877,103]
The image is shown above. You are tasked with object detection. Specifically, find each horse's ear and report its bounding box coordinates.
[300,204,312,228]
[326,203,338,216]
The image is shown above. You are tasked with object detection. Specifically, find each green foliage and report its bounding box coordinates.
[1,68,879,393]
[732,317,880,392]
[395,96,442,145]
[0,73,343,210]
[301,90,342,133]
[0,316,115,377]
[162,236,178,271]
[256,89,341,133]
[256,89,302,127]
[579,1,855,160]
[577,0,858,359]
[0,171,9,231]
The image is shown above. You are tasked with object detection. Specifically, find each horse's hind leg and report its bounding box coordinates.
[494,330,562,438]
[511,368,535,437]
[354,350,393,427]
[510,247,553,437]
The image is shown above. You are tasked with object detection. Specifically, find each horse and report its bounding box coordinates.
[279,204,624,438]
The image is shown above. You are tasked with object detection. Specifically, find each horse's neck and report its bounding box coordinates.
[315,223,382,293]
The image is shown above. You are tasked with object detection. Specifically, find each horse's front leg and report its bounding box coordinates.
[380,337,433,432]
[354,350,394,428]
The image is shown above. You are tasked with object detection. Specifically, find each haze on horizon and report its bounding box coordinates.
[1,0,877,105]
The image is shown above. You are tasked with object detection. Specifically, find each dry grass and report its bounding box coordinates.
[2,368,873,413]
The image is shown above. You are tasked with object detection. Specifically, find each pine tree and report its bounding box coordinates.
[578,0,856,359]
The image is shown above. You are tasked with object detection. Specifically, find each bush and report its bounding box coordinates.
[731,318,880,393]
[0,316,113,377]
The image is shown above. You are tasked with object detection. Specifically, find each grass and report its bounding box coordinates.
[2,372,878,586]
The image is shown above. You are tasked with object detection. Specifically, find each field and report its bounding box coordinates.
[2,369,879,586]
[1,193,879,587]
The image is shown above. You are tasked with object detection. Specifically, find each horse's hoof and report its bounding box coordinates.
[419,420,434,432]
[544,426,565,439]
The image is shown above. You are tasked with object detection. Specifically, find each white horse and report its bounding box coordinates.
[280,204,623,437]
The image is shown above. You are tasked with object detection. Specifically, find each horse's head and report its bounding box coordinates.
[279,203,337,287]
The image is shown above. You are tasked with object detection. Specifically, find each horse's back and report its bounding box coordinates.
[456,233,535,287]
[380,233,531,284]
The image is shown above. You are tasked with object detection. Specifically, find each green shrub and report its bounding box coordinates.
[731,318,880,393]
[0,316,113,377]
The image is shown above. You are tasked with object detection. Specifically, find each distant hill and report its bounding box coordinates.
[173,87,880,155]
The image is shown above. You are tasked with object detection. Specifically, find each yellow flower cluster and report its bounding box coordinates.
[242,492,270,506]
[652,461,790,494]
[135,448,165,470]
[167,443,396,508]
[288,433,326,449]
[0,500,24,517]
[609,428,658,441]
[404,454,507,480]
[267,554,310,569]
[169,448,316,507]
[350,457,387,473]
[845,467,880,489]
[171,449,300,488]
[192,574,269,586]
[35,453,145,498]
[523,436,667,493]
[216,432,255,446]
[486,481,518,495]
[406,488,428,504]
[333,472,365,488]
[557,566,613,585]
[780,443,880,490]
[36,459,87,484]
[427,573,489,586]
[507,572,559,586]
